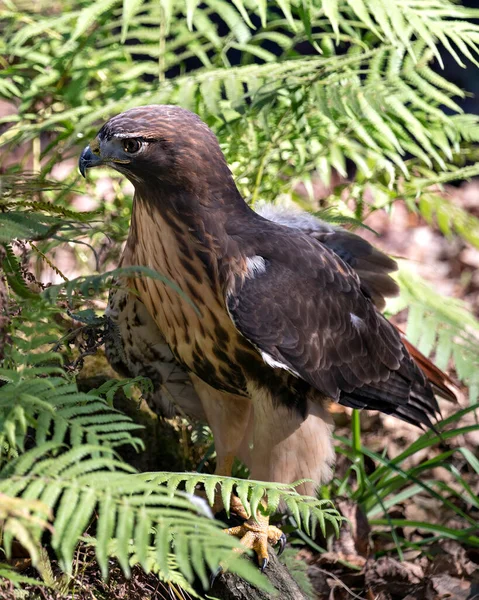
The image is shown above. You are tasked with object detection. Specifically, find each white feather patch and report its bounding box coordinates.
[350,313,363,329]
[260,351,301,377]
[246,255,266,278]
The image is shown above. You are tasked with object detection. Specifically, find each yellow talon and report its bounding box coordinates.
[223,500,286,570]
[204,486,287,575]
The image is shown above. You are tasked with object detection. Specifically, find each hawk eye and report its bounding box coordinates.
[122,138,142,154]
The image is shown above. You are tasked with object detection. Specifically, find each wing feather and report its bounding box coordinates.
[256,203,399,310]
[257,204,456,404]
[227,218,439,428]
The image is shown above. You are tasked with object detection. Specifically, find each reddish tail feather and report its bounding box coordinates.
[398,329,457,404]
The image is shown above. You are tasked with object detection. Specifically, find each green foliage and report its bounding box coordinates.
[389,267,479,402]
[0,444,271,590]
[415,190,479,248]
[42,265,200,314]
[141,472,344,538]
[331,403,479,557]
[0,308,281,593]
[2,1,479,191]
[0,562,51,589]
[0,375,143,458]
[1,0,479,596]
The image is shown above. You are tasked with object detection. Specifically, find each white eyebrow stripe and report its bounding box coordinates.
[113,133,137,138]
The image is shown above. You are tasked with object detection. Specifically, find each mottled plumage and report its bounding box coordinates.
[80,106,455,561]
[105,282,203,419]
[105,201,454,425]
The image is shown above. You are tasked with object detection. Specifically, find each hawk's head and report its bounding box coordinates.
[79,105,228,190]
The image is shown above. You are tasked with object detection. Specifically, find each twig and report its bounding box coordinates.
[313,567,369,600]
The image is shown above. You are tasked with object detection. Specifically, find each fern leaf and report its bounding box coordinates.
[71,0,118,41]
[390,266,479,398]
[115,501,134,576]
[121,0,145,42]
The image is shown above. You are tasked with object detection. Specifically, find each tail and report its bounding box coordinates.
[339,326,457,430]
[398,330,457,404]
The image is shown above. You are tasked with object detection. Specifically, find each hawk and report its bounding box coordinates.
[79,105,455,568]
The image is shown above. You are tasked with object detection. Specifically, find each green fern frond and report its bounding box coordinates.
[417,191,479,249]
[389,266,479,401]
[141,472,344,538]
[0,376,143,458]
[0,212,64,243]
[5,305,67,367]
[92,376,154,405]
[0,493,51,567]
[2,1,478,194]
[85,538,201,597]
[2,243,39,300]
[0,563,51,589]
[42,265,199,315]
[9,0,479,65]
[0,447,271,592]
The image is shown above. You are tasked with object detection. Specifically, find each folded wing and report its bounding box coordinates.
[228,216,440,428]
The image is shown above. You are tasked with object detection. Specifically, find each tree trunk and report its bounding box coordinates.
[211,549,309,600]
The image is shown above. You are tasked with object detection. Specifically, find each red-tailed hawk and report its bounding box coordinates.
[79,105,454,569]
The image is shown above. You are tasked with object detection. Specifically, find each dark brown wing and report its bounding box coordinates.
[256,205,456,404]
[256,205,399,310]
[228,221,439,428]
[308,229,399,311]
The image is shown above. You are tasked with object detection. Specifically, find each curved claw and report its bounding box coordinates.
[276,533,287,557]
[260,557,268,573]
[210,565,224,588]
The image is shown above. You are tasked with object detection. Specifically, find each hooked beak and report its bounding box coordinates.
[79,145,103,178]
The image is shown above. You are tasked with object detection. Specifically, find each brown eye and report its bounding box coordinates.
[122,139,141,154]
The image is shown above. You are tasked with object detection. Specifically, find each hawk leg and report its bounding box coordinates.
[207,452,286,574]
[224,495,286,571]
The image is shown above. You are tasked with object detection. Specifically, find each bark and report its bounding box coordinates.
[210,549,309,600]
